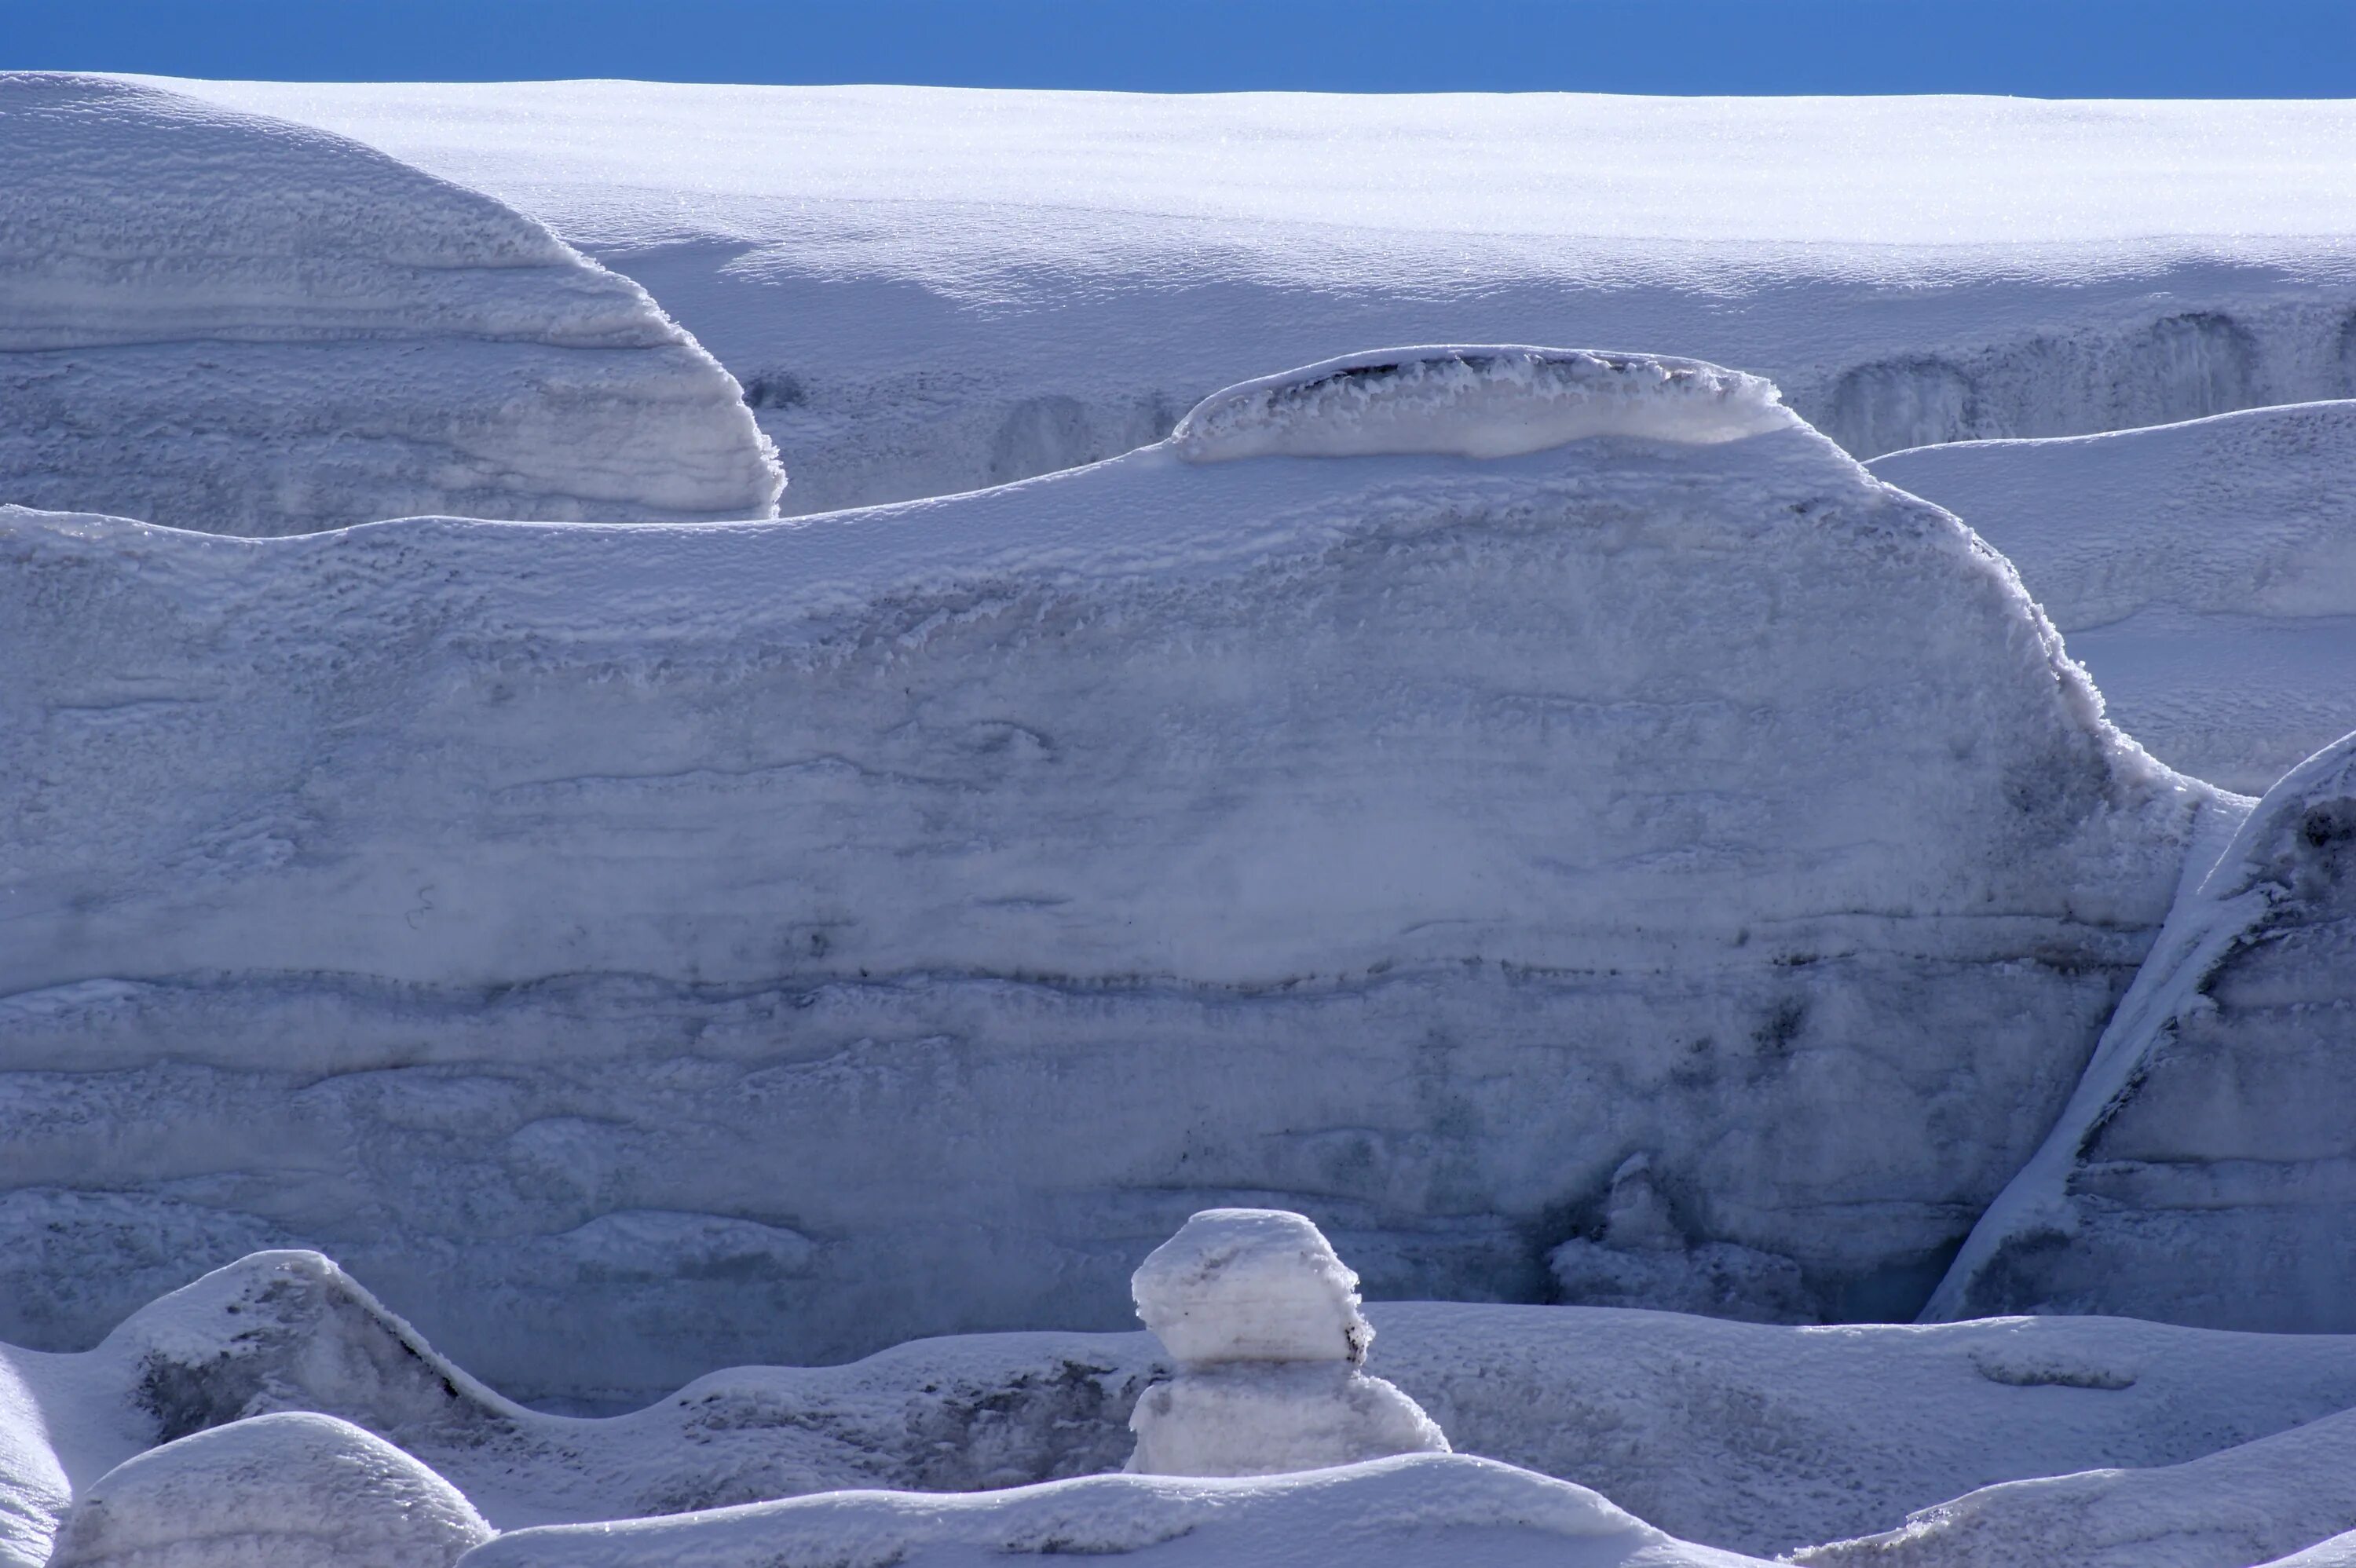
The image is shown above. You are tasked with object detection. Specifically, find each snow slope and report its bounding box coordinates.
[14,1251,2356,1563]
[153,80,2356,512]
[1928,729,2356,1334]
[1871,400,2356,795]
[0,348,2230,1400]
[0,74,781,535]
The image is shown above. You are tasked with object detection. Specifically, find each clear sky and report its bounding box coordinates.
[5,0,2351,97]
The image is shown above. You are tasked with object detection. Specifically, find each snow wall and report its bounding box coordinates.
[159,82,2356,514]
[1871,400,2356,797]
[0,75,782,535]
[1930,729,2356,1332]
[0,347,2231,1402]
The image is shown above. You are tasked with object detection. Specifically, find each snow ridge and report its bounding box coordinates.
[1170,348,1796,463]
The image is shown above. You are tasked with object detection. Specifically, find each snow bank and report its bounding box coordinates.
[152,80,2356,510]
[46,1412,490,1568]
[0,74,780,534]
[457,1453,1769,1568]
[1872,400,2356,794]
[0,353,2231,1396]
[18,1254,2356,1558]
[1125,1211,1446,1476]
[1930,727,2356,1332]
[1170,349,1794,463]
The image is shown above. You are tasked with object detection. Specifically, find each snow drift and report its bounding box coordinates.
[1872,400,2356,795]
[1929,727,2356,1332]
[0,347,2233,1400]
[152,80,2356,512]
[0,74,781,535]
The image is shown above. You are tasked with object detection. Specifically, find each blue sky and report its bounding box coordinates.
[5,0,2351,96]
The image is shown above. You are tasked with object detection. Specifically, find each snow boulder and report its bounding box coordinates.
[47,1412,492,1568]
[1871,400,2356,794]
[1930,728,2356,1332]
[1126,1210,1447,1476]
[0,73,781,535]
[0,346,2234,1398]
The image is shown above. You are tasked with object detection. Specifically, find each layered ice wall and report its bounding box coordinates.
[1872,400,2356,795]
[1930,729,2356,1332]
[0,75,781,535]
[157,81,2356,511]
[0,349,2231,1399]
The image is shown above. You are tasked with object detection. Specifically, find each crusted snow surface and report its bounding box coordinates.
[0,74,781,535]
[147,79,2356,511]
[1124,1211,1447,1477]
[1929,728,2356,1332]
[16,1253,2356,1561]
[1171,349,1796,463]
[1873,400,2356,795]
[0,354,2234,1397]
[46,1411,491,1568]
[459,1454,1771,1568]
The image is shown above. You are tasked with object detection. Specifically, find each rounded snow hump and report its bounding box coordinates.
[1169,345,1798,462]
[1132,1208,1374,1365]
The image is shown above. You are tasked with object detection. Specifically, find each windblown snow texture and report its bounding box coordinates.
[0,349,2229,1401]
[0,75,781,535]
[157,79,2356,512]
[1929,728,2356,1334]
[1872,400,2356,795]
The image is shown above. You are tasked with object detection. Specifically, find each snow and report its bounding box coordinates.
[1129,1210,1372,1366]
[136,80,2356,512]
[46,1411,491,1568]
[1871,400,2356,795]
[1124,1211,1447,1476]
[0,74,781,535]
[1170,349,1796,462]
[0,348,2236,1396]
[1928,726,2356,1334]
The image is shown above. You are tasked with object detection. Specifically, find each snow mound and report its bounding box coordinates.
[1170,348,1795,463]
[0,73,781,534]
[1125,1212,1447,1477]
[47,1412,490,1568]
[1930,726,2356,1332]
[457,1453,1767,1568]
[1132,1210,1371,1365]
[1871,400,2356,794]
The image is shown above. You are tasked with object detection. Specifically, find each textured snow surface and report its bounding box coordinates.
[14,1253,2356,1563]
[147,80,2356,512]
[47,1412,492,1568]
[0,357,2233,1395]
[1931,728,2356,1333]
[461,1454,1768,1568]
[1872,400,2356,795]
[0,74,781,534]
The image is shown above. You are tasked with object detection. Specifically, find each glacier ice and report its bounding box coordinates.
[1929,727,2356,1332]
[0,74,782,535]
[0,345,2240,1399]
[1872,400,2356,795]
[46,1411,490,1568]
[1124,1209,1448,1476]
[152,80,2356,511]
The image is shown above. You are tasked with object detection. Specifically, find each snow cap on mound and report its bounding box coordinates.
[1133,1209,1371,1365]
[1170,346,1798,463]
[49,1411,491,1568]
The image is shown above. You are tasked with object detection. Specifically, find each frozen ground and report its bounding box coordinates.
[1872,400,2356,795]
[152,79,2356,511]
[13,1250,2356,1564]
[0,349,2235,1398]
[0,74,780,535]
